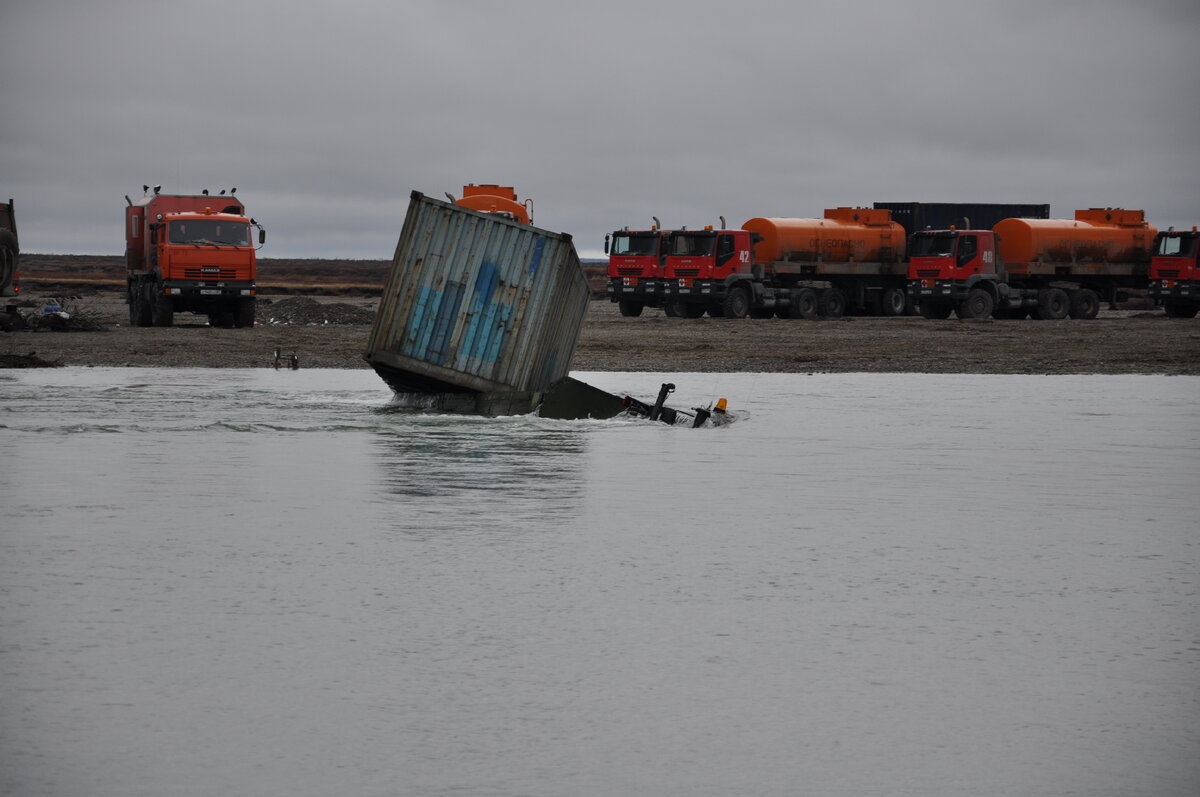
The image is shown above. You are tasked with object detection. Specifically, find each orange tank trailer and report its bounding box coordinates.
[454,184,533,225]
[993,208,1156,265]
[742,207,906,264]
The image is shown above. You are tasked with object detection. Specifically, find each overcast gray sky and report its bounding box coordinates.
[3,0,1198,260]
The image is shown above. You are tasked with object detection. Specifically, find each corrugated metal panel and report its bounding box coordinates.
[874,202,1050,236]
[365,191,590,402]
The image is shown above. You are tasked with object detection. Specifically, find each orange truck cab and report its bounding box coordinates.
[125,190,264,327]
[908,209,1155,320]
[605,225,674,316]
[662,227,759,317]
[1149,227,1200,318]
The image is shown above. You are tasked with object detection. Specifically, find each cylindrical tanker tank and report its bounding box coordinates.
[993,209,1156,264]
[742,207,905,264]
[454,184,532,225]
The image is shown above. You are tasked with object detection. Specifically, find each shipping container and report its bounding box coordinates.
[365,191,590,415]
[874,202,1050,237]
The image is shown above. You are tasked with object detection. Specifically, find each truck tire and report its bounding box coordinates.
[919,301,952,319]
[664,301,680,318]
[0,229,17,294]
[234,298,256,328]
[618,300,644,317]
[129,283,152,327]
[722,283,751,319]
[785,288,819,319]
[818,287,846,318]
[1164,301,1199,319]
[879,287,907,317]
[1068,289,1100,320]
[150,285,174,327]
[1035,288,1069,320]
[956,288,994,320]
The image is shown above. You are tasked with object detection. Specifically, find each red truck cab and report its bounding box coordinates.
[662,227,755,316]
[1149,228,1199,318]
[907,229,998,318]
[606,227,672,316]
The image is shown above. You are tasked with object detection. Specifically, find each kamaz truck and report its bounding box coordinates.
[124,188,264,327]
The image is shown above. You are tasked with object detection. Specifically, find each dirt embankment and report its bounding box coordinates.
[3,288,1199,374]
[3,253,1198,373]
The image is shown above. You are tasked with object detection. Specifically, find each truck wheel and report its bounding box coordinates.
[0,229,16,293]
[722,284,751,319]
[818,288,846,318]
[618,300,644,317]
[879,287,907,317]
[1164,301,1199,319]
[664,301,680,318]
[234,298,256,328]
[1068,289,1100,320]
[129,283,152,327]
[151,286,174,327]
[956,288,994,320]
[786,288,819,319]
[1035,288,1069,320]
[919,301,952,319]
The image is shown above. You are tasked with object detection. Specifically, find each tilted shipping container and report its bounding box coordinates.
[364,191,590,415]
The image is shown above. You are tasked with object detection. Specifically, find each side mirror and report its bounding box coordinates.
[259,229,266,245]
[603,233,610,255]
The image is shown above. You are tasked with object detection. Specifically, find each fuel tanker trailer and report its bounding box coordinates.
[909,208,1156,320]
[662,207,910,319]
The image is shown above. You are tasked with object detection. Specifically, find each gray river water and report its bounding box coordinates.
[1,368,1197,796]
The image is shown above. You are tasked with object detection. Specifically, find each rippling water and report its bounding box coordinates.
[2,368,1197,796]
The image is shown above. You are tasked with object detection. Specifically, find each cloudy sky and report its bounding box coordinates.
[3,0,1198,260]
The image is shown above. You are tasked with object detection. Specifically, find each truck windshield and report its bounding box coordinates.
[910,233,957,258]
[1154,233,1197,257]
[610,233,660,257]
[670,233,715,257]
[169,219,251,246]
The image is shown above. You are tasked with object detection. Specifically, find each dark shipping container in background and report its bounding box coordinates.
[874,202,1051,237]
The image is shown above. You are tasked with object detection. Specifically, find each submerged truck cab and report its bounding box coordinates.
[1149,228,1199,318]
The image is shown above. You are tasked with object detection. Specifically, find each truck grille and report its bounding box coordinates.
[915,269,940,278]
[617,267,643,276]
[1157,269,1180,278]
[183,268,238,280]
[672,268,700,277]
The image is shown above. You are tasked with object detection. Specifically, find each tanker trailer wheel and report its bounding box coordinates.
[618,299,644,317]
[956,288,994,320]
[786,288,819,319]
[722,283,752,319]
[817,287,847,318]
[1068,289,1100,320]
[1035,288,1069,320]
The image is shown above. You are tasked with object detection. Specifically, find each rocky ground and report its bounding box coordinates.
[3,289,1198,374]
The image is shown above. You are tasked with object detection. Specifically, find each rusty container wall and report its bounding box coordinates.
[365,191,590,409]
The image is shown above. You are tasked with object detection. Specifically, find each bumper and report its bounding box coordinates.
[664,279,725,301]
[162,280,256,301]
[909,279,967,303]
[1149,280,1198,302]
[608,277,663,302]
